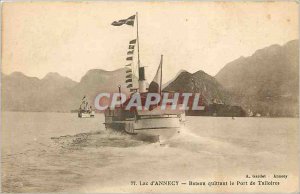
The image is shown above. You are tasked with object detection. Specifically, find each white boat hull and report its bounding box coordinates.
[104,113,184,142]
[78,111,95,118]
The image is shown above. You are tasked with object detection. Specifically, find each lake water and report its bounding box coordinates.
[1,112,299,192]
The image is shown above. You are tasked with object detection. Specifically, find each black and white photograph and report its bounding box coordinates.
[1,1,299,193]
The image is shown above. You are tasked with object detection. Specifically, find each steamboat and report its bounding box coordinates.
[78,96,95,118]
[104,13,185,141]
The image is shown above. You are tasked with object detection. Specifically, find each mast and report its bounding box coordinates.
[160,55,163,95]
[118,85,123,108]
[136,12,140,74]
[136,12,146,92]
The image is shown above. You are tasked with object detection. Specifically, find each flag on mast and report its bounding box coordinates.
[148,56,163,93]
[111,14,137,91]
[126,79,132,83]
[127,50,134,55]
[126,56,133,61]
[111,15,135,26]
[129,39,136,44]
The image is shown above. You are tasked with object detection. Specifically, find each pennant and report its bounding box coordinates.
[127,84,133,88]
[127,50,134,55]
[126,74,132,78]
[148,56,162,93]
[129,45,135,49]
[126,20,134,26]
[129,39,137,44]
[126,79,132,83]
[126,57,133,61]
[127,15,135,20]
[126,69,132,73]
[111,15,135,26]
[125,63,131,66]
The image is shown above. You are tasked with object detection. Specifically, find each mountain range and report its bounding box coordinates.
[215,39,298,116]
[1,68,136,112]
[2,39,298,116]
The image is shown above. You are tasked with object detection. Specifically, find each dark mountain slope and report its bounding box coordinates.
[164,70,231,104]
[215,40,299,116]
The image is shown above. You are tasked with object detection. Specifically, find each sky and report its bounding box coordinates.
[1,1,299,83]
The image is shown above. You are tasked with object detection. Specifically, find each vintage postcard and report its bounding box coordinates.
[1,1,299,193]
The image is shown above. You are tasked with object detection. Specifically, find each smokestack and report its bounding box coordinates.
[138,67,147,93]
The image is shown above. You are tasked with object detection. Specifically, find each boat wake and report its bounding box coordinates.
[50,129,151,149]
[51,124,249,158]
[162,125,250,157]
